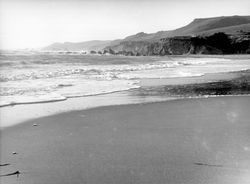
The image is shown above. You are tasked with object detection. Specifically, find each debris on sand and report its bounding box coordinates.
[0,163,10,167]
[194,162,223,167]
[0,171,20,178]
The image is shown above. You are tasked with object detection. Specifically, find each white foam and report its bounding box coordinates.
[0,61,182,82]
[1,56,250,107]
[0,93,66,107]
[116,60,250,79]
[0,77,139,107]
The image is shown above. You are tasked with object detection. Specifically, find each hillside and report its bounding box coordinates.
[104,32,250,56]
[197,23,250,36]
[43,15,250,54]
[42,40,113,52]
[173,15,250,36]
[120,15,250,42]
[103,15,250,55]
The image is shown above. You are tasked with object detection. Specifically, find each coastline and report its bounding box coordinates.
[1,68,250,183]
[1,5,250,184]
[1,96,250,184]
[1,69,250,129]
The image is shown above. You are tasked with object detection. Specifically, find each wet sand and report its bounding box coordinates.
[136,70,250,97]
[1,96,250,184]
[139,69,249,87]
[1,69,250,129]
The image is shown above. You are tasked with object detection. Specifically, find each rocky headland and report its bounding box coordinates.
[103,32,250,56]
[43,15,250,55]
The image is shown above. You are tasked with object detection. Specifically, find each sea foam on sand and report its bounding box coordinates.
[1,56,250,107]
[0,79,139,107]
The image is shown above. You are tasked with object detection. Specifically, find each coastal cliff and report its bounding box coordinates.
[104,32,250,55]
[43,15,250,55]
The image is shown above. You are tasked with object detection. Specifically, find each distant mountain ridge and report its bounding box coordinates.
[43,40,113,51]
[173,15,250,35]
[121,15,250,42]
[43,15,250,53]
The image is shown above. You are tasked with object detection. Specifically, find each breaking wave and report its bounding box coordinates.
[1,54,249,107]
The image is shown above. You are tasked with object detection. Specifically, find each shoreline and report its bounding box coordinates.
[1,69,250,129]
[1,94,250,131]
[1,68,249,108]
[1,93,250,130]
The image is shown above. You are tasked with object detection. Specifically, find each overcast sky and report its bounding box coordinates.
[0,0,249,49]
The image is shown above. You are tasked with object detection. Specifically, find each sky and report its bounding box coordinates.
[0,0,249,49]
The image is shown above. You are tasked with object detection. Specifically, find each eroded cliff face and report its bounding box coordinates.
[103,32,250,56]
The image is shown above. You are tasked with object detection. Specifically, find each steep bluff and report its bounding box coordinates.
[43,15,250,55]
[103,32,250,56]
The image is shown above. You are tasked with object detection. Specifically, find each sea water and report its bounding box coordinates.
[1,54,250,107]
[1,54,250,128]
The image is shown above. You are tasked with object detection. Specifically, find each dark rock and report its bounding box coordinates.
[90,50,97,54]
[104,32,250,56]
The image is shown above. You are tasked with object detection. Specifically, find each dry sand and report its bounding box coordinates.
[1,96,250,184]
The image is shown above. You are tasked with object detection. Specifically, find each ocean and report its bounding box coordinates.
[1,54,250,107]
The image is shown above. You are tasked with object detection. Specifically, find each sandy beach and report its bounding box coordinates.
[1,69,250,129]
[1,56,250,184]
[1,0,250,183]
[1,96,250,184]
